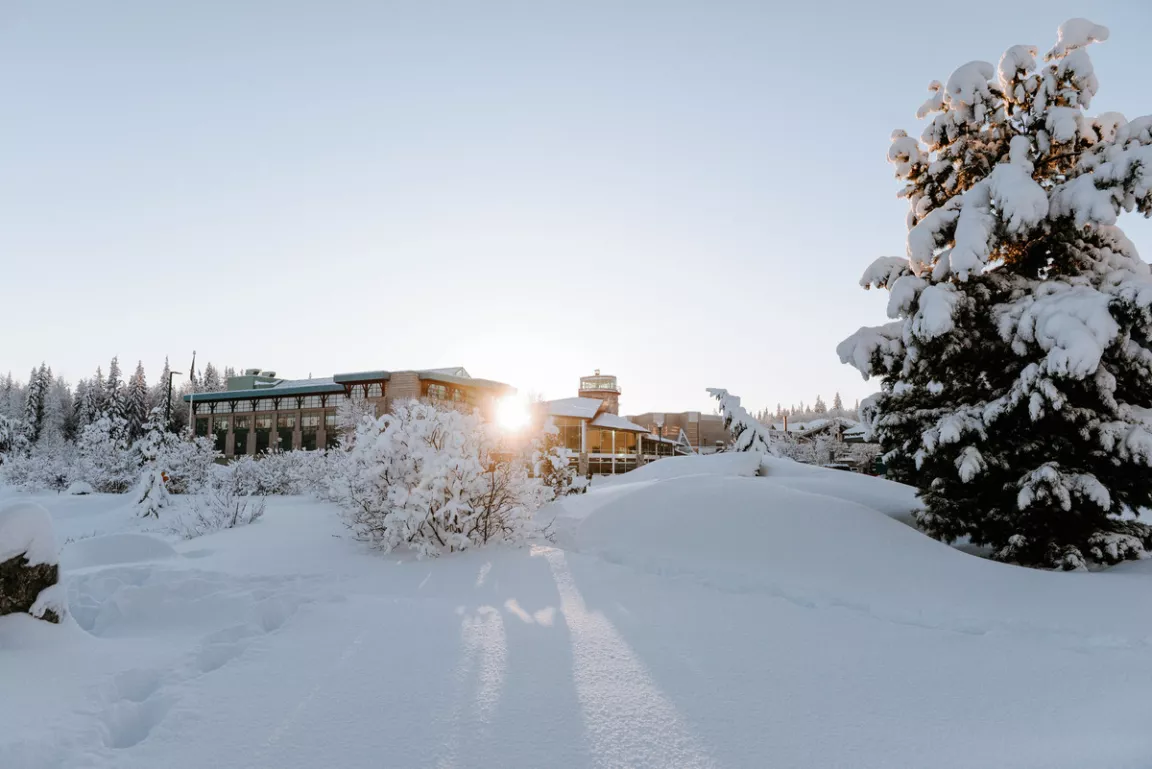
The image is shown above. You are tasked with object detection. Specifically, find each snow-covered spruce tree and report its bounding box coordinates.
[707,388,778,455]
[838,19,1152,569]
[105,356,125,422]
[21,364,48,444]
[125,361,149,440]
[133,415,171,517]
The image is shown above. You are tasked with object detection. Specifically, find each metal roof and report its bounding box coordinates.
[186,368,513,403]
[183,377,342,403]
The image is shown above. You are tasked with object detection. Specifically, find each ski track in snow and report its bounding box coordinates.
[541,546,719,769]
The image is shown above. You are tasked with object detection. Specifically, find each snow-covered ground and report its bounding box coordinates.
[4,458,1152,769]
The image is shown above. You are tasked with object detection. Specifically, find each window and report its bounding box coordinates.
[366,383,382,398]
[233,415,251,456]
[452,388,464,403]
[195,417,209,437]
[276,414,296,451]
[255,415,272,454]
[426,383,448,401]
[213,416,229,454]
[300,414,319,451]
[325,412,340,449]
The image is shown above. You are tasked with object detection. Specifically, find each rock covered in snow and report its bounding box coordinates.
[66,480,94,496]
[0,502,62,623]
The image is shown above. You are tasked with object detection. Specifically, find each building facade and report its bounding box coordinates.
[626,410,730,453]
[545,372,690,475]
[184,366,512,458]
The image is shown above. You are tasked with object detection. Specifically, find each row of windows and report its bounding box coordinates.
[425,383,466,402]
[197,411,343,454]
[587,429,638,455]
[204,411,335,432]
[193,392,347,414]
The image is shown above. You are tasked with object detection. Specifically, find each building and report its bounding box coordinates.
[184,366,512,458]
[544,372,691,475]
[626,410,730,453]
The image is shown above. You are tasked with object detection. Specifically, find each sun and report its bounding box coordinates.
[496,395,531,431]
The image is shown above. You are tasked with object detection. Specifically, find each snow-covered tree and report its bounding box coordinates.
[330,400,547,557]
[86,367,106,421]
[813,395,827,414]
[132,413,174,517]
[75,416,137,493]
[838,19,1152,569]
[832,392,844,413]
[21,365,48,444]
[125,361,149,439]
[149,357,172,421]
[533,419,583,499]
[707,388,777,455]
[105,357,125,421]
[202,363,223,393]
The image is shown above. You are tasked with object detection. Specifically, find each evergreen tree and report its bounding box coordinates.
[43,374,73,444]
[202,363,222,393]
[73,379,91,428]
[21,364,48,444]
[86,368,106,422]
[839,19,1152,569]
[105,357,125,420]
[833,392,844,412]
[149,357,172,417]
[813,395,828,414]
[126,361,149,439]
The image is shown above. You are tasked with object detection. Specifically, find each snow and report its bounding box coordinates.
[0,500,58,566]
[66,481,94,496]
[859,255,911,290]
[5,458,1152,768]
[63,533,178,571]
[1046,17,1110,60]
[944,60,994,107]
[588,412,649,432]
[545,397,605,420]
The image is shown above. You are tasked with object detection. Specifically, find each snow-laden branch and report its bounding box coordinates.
[706,389,777,456]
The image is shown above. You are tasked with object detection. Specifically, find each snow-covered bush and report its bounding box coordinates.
[838,19,1152,569]
[532,421,584,498]
[0,501,64,623]
[0,441,75,492]
[172,484,266,539]
[329,400,549,558]
[224,451,317,496]
[74,416,137,493]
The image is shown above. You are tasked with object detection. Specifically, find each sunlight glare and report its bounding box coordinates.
[496,395,530,431]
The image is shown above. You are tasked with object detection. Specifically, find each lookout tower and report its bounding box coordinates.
[578,369,620,414]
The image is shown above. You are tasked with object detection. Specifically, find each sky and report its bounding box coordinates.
[3,1,1151,416]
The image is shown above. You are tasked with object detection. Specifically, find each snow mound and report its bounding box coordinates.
[568,474,944,597]
[63,533,179,571]
[563,472,1152,640]
[759,455,921,521]
[0,502,58,566]
[595,452,761,486]
[65,481,94,496]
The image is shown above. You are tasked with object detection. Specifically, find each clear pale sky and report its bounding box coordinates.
[3,1,1150,415]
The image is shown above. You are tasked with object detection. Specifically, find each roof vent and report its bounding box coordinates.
[244,368,261,376]
[259,371,276,378]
